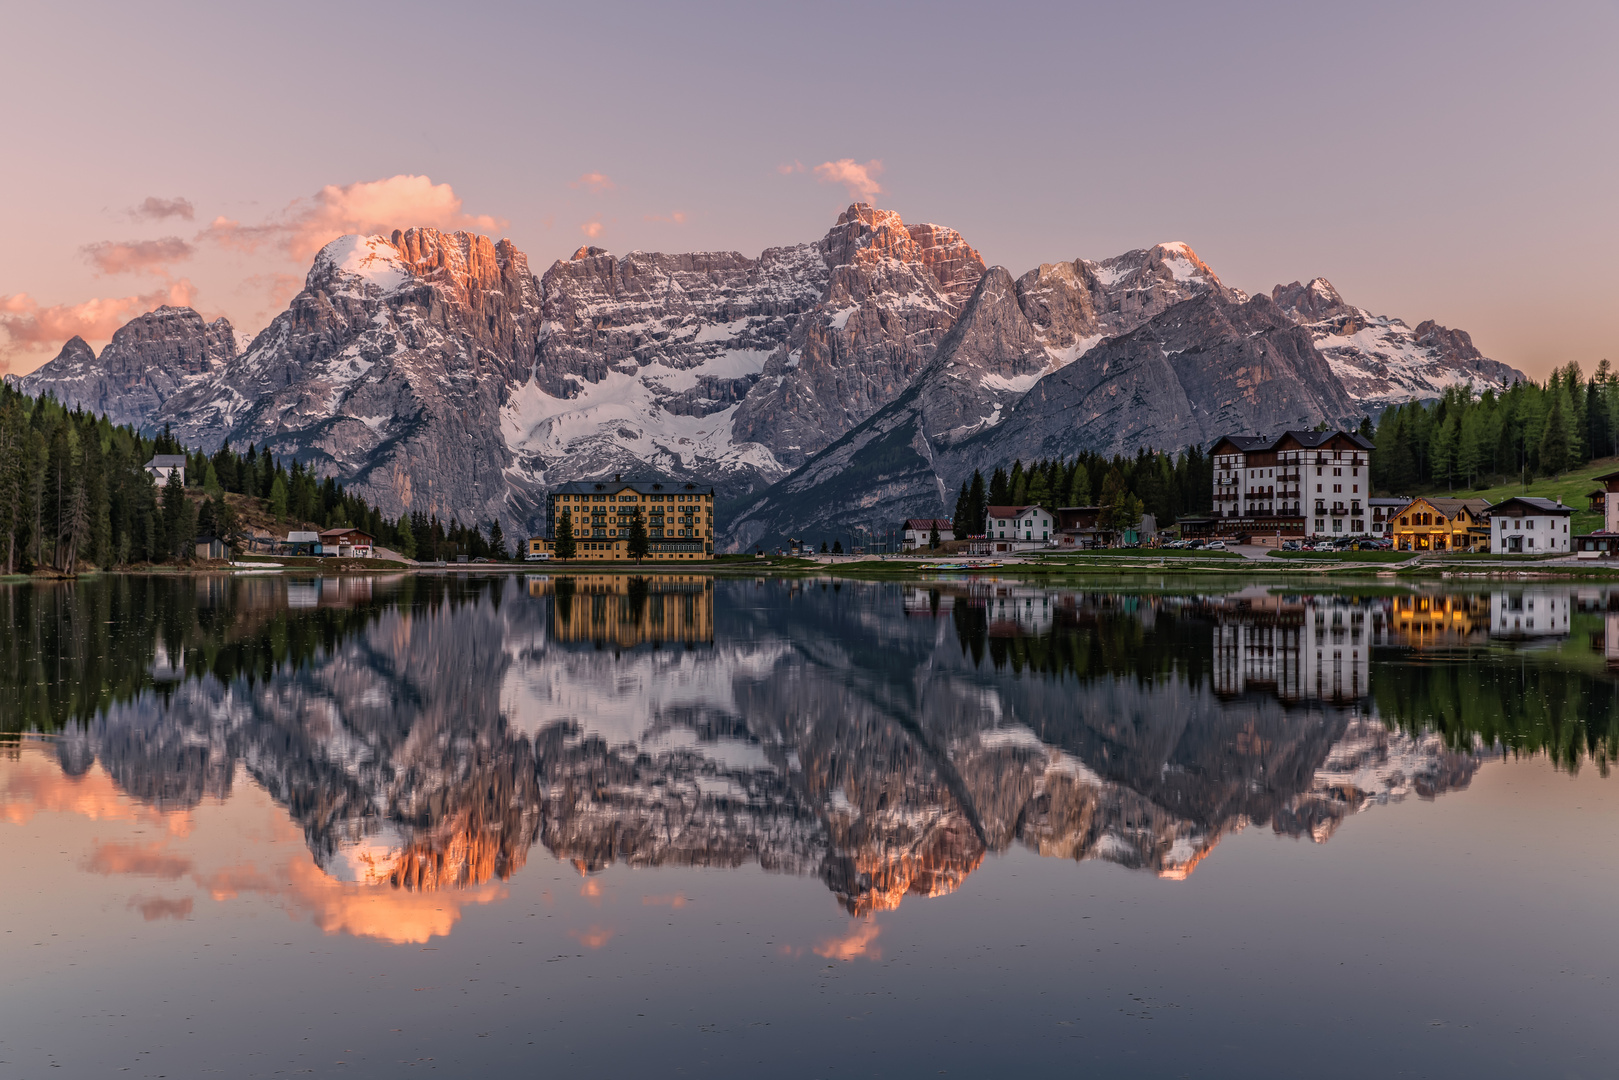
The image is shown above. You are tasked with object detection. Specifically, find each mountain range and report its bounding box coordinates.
[10,204,1523,548]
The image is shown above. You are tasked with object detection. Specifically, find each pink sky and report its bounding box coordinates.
[1,0,1615,380]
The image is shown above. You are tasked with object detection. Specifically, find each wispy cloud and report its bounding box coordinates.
[776,160,805,175]
[130,896,194,921]
[199,174,504,261]
[132,196,195,222]
[813,920,882,961]
[571,172,617,194]
[643,211,687,224]
[84,840,194,880]
[0,279,198,358]
[814,158,884,201]
[580,219,605,239]
[82,237,194,276]
[570,925,615,949]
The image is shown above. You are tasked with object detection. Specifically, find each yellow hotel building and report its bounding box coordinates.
[526,479,716,562]
[1389,496,1490,552]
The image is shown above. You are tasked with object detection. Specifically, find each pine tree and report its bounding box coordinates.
[488,519,509,560]
[268,472,289,521]
[627,507,649,563]
[929,523,941,549]
[968,470,987,536]
[832,539,843,554]
[555,509,577,559]
[1540,392,1570,477]
[953,482,969,535]
[820,540,828,553]
[395,514,417,559]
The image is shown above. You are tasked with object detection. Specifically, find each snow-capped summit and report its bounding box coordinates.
[309,234,413,297]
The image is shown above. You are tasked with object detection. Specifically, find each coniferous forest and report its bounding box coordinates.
[0,385,513,574]
[952,447,1215,535]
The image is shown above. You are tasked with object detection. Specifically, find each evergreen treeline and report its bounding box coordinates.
[0,385,513,572]
[1372,362,1615,493]
[952,447,1214,534]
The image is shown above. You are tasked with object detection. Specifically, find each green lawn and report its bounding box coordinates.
[1267,550,1413,563]
[1406,457,1615,535]
[1039,548,1241,559]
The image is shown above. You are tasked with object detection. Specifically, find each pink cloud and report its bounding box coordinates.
[813,920,882,961]
[570,925,615,949]
[814,158,884,201]
[85,840,194,880]
[199,175,504,261]
[132,196,195,222]
[643,211,687,224]
[571,172,617,194]
[580,219,605,239]
[777,160,805,175]
[0,279,198,359]
[131,896,194,921]
[82,237,194,276]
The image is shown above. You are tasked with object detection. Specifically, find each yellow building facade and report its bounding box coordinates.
[527,479,716,562]
[1389,497,1490,552]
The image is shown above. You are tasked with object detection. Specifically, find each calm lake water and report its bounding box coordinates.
[3,572,1619,1079]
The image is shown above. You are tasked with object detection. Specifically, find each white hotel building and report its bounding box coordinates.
[1209,430,1375,539]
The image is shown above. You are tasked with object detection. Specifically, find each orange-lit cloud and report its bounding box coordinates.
[570,925,615,949]
[0,280,198,358]
[82,237,194,276]
[641,893,687,908]
[571,172,617,194]
[85,840,194,880]
[200,175,504,261]
[643,211,687,224]
[131,896,194,921]
[813,920,882,961]
[132,196,195,222]
[777,160,805,175]
[814,158,884,201]
[580,219,605,239]
[0,751,191,833]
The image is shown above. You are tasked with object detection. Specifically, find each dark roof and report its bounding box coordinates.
[320,527,375,539]
[1484,496,1574,516]
[902,518,953,530]
[549,479,714,496]
[1400,496,1491,518]
[1212,430,1374,455]
[987,505,1044,518]
[145,454,187,468]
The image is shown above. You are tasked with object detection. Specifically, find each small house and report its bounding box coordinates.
[319,527,374,558]
[902,518,955,549]
[194,535,227,561]
[286,531,321,556]
[1484,497,1574,554]
[144,454,187,487]
[986,504,1054,552]
[1389,497,1490,552]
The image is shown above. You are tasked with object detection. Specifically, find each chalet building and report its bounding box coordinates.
[1388,497,1490,552]
[319,527,375,557]
[144,454,187,486]
[1490,588,1571,639]
[1056,506,1107,549]
[1209,430,1374,539]
[537,479,715,561]
[1594,469,1619,534]
[1485,497,1573,554]
[985,504,1054,551]
[902,518,955,548]
[286,531,321,556]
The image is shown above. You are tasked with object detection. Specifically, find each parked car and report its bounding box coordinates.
[525,551,551,561]
[1206,540,1226,550]
[1282,540,1301,551]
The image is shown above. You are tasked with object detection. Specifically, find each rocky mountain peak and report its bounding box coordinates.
[1413,320,1485,364]
[1271,277,1351,324]
[819,203,985,303]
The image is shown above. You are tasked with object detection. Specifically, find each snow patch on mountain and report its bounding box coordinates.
[312,234,412,296]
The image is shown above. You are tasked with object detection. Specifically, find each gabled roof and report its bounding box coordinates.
[1278,429,1375,451]
[987,505,1045,518]
[1484,496,1574,516]
[145,454,187,468]
[1211,430,1374,456]
[287,531,320,542]
[550,478,714,496]
[902,518,953,530]
[320,527,375,539]
[1399,496,1491,519]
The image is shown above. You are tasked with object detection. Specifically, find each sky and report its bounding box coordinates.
[1,0,1614,379]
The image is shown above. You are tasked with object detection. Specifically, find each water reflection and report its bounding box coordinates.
[5,574,1619,935]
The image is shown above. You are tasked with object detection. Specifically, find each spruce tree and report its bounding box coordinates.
[968,470,987,535]
[1540,393,1570,477]
[555,509,578,559]
[268,473,289,521]
[627,507,649,563]
[395,514,417,559]
[488,519,509,560]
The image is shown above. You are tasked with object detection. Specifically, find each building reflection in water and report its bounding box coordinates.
[14,575,1619,936]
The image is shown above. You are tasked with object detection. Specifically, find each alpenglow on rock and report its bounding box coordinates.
[11,203,1526,544]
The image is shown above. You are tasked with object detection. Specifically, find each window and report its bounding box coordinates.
[1317,484,1323,493]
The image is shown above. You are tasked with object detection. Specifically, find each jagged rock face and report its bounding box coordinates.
[159,229,544,531]
[14,307,235,430]
[729,205,987,469]
[1272,277,1521,408]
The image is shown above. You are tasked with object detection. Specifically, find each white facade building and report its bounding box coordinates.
[1490,589,1571,639]
[1209,430,1374,539]
[144,454,187,486]
[902,518,956,549]
[1486,497,1574,554]
[985,504,1054,551]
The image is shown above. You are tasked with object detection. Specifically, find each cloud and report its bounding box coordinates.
[131,896,194,921]
[199,175,504,261]
[777,160,805,175]
[813,920,882,961]
[85,840,194,880]
[0,279,198,358]
[82,237,194,276]
[642,211,687,224]
[814,158,884,201]
[132,196,195,222]
[570,925,615,949]
[571,172,617,194]
[0,749,191,832]
[641,893,688,908]
[580,219,605,239]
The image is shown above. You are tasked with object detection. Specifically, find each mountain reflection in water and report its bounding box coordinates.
[5,574,1619,925]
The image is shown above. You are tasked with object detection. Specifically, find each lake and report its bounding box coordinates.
[3,572,1619,1078]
